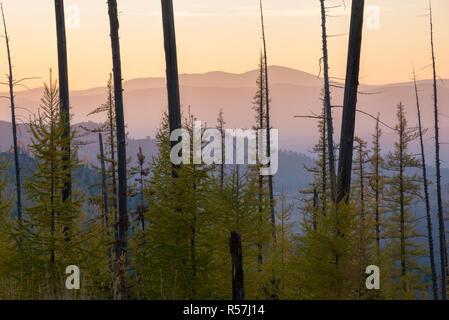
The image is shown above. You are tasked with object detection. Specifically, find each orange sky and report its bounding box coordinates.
[0,0,448,90]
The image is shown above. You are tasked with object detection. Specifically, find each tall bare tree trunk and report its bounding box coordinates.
[355,137,367,299]
[312,188,318,231]
[398,108,406,294]
[337,0,365,203]
[429,1,447,300]
[413,69,438,300]
[373,115,381,258]
[99,133,113,275]
[106,73,118,216]
[107,0,128,299]
[217,109,225,189]
[259,0,275,230]
[99,133,110,225]
[320,0,336,202]
[256,55,265,269]
[54,0,72,207]
[230,231,244,300]
[1,5,22,221]
[161,0,182,178]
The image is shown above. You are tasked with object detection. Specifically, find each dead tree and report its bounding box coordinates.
[230,231,245,300]
[259,0,275,230]
[429,1,447,300]
[312,188,318,231]
[135,147,149,231]
[413,69,438,300]
[371,114,382,258]
[54,0,72,205]
[107,0,128,299]
[1,4,22,220]
[99,133,113,273]
[99,133,109,225]
[161,0,182,178]
[217,109,226,189]
[336,0,365,203]
[319,0,336,202]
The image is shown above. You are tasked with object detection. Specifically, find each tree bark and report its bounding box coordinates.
[320,0,336,202]
[161,0,182,178]
[413,69,438,300]
[399,107,406,294]
[259,0,275,231]
[337,0,365,203]
[1,5,22,221]
[229,231,245,300]
[54,0,72,205]
[99,133,109,225]
[429,1,447,300]
[107,0,128,299]
[373,115,381,259]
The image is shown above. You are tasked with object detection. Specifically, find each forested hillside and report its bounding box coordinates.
[0,0,448,301]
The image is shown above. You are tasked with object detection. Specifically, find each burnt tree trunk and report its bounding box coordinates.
[320,0,336,202]
[313,188,318,231]
[429,1,447,300]
[99,133,113,273]
[337,0,365,203]
[107,74,118,219]
[217,109,225,189]
[54,0,72,205]
[257,55,264,269]
[1,5,22,221]
[399,111,406,293]
[259,0,275,230]
[107,0,128,299]
[230,231,245,300]
[413,69,438,300]
[99,133,109,225]
[161,0,182,178]
[373,115,381,258]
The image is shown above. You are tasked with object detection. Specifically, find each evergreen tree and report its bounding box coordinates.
[1,4,22,220]
[84,74,118,220]
[132,114,220,299]
[129,147,150,232]
[107,0,128,298]
[271,190,295,299]
[301,105,329,219]
[369,115,386,259]
[383,103,428,299]
[296,108,358,299]
[12,73,85,299]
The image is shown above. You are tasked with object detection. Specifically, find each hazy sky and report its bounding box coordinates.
[0,0,448,90]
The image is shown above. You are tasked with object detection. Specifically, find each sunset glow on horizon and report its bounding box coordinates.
[0,0,448,90]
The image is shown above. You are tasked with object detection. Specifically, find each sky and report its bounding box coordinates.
[0,0,448,90]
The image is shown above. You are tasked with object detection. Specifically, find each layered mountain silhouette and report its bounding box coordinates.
[1,65,448,163]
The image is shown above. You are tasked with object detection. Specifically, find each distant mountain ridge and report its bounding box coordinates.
[0,120,316,228]
[1,65,448,164]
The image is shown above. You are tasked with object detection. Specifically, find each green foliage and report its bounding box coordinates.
[383,103,428,299]
[0,74,439,300]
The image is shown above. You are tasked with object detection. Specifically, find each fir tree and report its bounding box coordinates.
[369,114,386,259]
[352,136,376,299]
[383,103,428,299]
[16,73,84,299]
[107,0,128,298]
[297,108,358,299]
